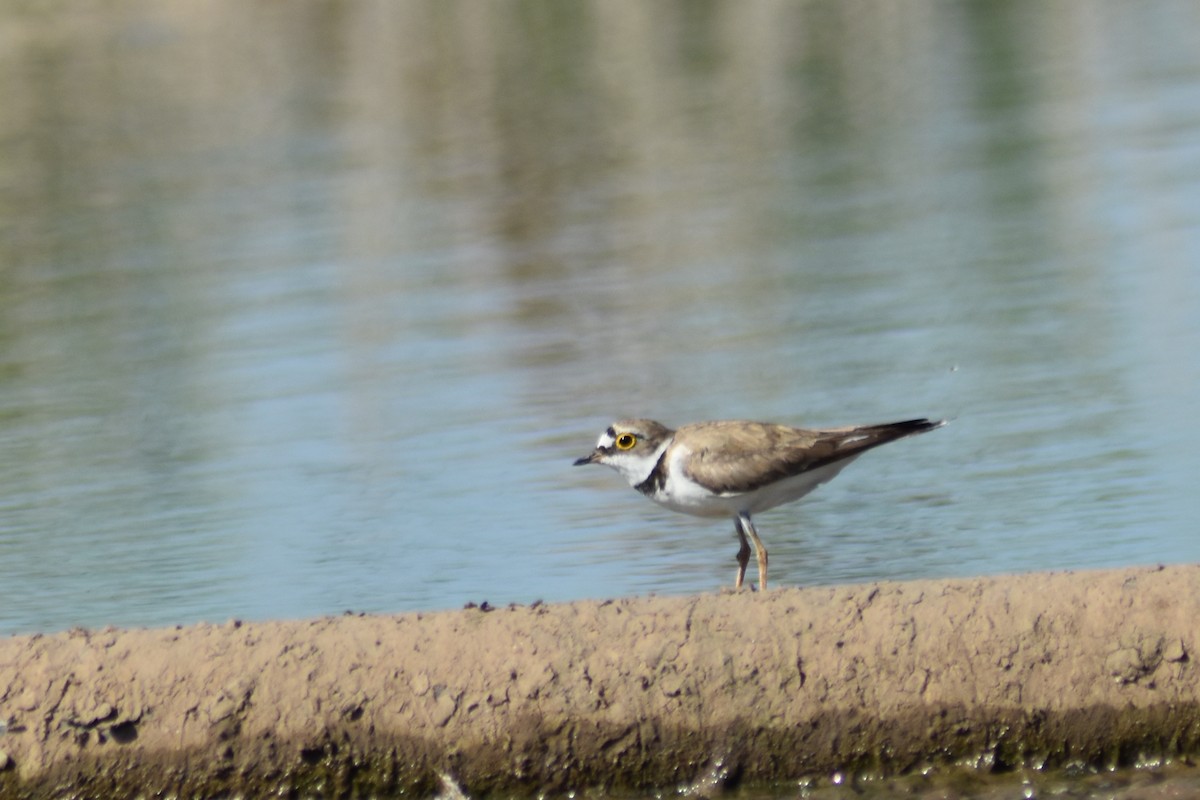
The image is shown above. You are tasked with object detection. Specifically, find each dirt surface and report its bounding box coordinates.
[1,564,1198,798]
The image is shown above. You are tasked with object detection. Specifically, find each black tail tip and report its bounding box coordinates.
[899,418,946,433]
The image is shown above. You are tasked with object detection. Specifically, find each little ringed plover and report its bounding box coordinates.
[574,417,944,591]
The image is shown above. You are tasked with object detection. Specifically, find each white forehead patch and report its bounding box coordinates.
[596,431,615,449]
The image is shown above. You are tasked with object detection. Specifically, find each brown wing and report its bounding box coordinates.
[680,418,941,494]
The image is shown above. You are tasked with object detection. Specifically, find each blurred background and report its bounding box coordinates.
[2,1,1198,633]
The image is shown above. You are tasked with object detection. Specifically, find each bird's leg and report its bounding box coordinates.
[737,512,768,591]
[734,517,751,589]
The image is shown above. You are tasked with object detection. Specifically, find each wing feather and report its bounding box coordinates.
[679,419,940,495]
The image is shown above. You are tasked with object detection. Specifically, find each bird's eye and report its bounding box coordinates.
[615,432,637,450]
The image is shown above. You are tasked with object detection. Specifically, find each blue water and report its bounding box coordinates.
[2,1,1200,635]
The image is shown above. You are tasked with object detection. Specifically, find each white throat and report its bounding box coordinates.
[605,439,671,488]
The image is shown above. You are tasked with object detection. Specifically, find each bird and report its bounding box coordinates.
[573,417,943,591]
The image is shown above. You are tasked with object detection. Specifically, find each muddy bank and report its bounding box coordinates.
[1,564,1198,798]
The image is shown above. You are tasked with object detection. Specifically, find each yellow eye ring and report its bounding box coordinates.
[615,432,637,450]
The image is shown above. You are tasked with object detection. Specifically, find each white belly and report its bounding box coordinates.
[649,457,860,518]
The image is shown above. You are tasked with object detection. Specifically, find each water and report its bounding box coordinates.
[2,2,1199,640]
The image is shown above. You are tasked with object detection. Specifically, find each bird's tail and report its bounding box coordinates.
[877,418,945,435]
